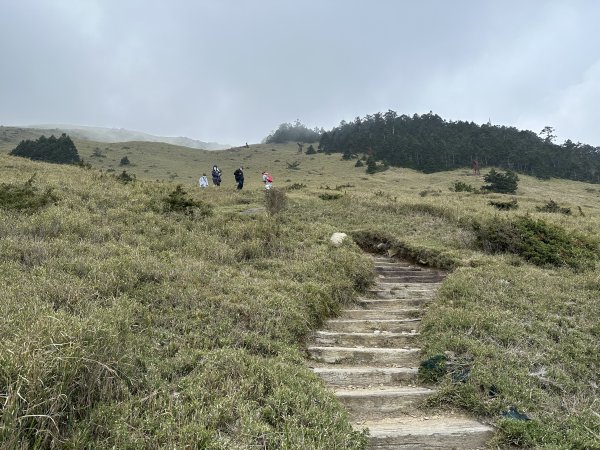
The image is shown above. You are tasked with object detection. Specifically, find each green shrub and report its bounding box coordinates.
[474,216,598,269]
[319,193,343,201]
[482,169,519,194]
[119,156,130,166]
[354,159,364,167]
[536,199,571,215]
[305,145,317,155]
[164,185,212,217]
[365,156,389,174]
[115,170,135,184]
[451,180,476,192]
[0,175,57,211]
[489,199,518,210]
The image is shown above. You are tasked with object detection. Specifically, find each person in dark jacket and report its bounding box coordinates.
[233,166,244,190]
[211,165,222,186]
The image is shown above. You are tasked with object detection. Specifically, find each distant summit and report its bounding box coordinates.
[25,124,229,150]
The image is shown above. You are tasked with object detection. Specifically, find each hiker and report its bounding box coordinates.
[211,165,222,186]
[199,173,209,188]
[261,171,273,190]
[472,159,480,176]
[234,166,244,190]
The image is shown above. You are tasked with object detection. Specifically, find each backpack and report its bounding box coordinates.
[266,174,273,183]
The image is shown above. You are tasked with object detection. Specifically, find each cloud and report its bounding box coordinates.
[1,1,599,145]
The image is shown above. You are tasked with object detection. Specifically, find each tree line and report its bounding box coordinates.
[10,133,80,164]
[317,111,600,183]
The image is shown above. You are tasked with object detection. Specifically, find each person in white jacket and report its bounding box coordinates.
[199,173,209,188]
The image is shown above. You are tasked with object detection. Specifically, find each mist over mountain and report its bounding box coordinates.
[25,124,229,150]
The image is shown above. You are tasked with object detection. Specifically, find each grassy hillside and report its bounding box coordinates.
[1,140,599,448]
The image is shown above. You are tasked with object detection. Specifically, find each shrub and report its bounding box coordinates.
[489,199,519,210]
[536,200,571,215]
[319,193,343,201]
[119,156,130,166]
[354,160,364,167]
[482,169,519,194]
[264,188,287,215]
[365,156,389,174]
[115,170,135,184]
[451,181,476,192]
[10,133,80,164]
[285,160,300,170]
[0,175,57,211]
[473,216,598,269]
[164,185,212,217]
[305,145,316,155]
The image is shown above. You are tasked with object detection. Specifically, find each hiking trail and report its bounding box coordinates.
[307,254,493,449]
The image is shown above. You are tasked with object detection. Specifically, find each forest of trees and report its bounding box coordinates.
[10,133,80,164]
[318,111,600,183]
[264,120,323,144]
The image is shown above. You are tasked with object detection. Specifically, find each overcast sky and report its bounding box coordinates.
[1,1,599,146]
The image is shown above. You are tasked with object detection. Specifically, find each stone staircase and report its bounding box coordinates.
[307,255,493,449]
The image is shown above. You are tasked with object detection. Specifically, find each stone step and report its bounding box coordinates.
[375,266,424,272]
[371,282,442,290]
[307,346,420,366]
[357,298,430,309]
[324,318,421,333]
[311,330,419,348]
[377,276,446,283]
[313,366,418,387]
[340,309,421,320]
[359,416,494,449]
[336,387,434,421]
[369,289,438,300]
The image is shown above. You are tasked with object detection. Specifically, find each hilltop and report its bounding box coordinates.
[1,140,599,448]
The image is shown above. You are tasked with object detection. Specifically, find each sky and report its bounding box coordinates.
[1,0,599,146]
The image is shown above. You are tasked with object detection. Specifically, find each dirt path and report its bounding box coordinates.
[307,254,492,449]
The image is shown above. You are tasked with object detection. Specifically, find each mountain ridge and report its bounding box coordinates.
[22,124,229,150]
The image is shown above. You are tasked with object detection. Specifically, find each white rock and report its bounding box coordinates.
[330,232,348,246]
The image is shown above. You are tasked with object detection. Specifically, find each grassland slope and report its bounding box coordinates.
[1,141,599,449]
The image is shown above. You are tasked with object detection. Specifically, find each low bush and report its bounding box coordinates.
[115,170,135,184]
[0,175,57,211]
[473,216,598,269]
[164,185,212,217]
[319,193,343,201]
[451,180,476,192]
[536,199,571,215]
[489,199,518,210]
